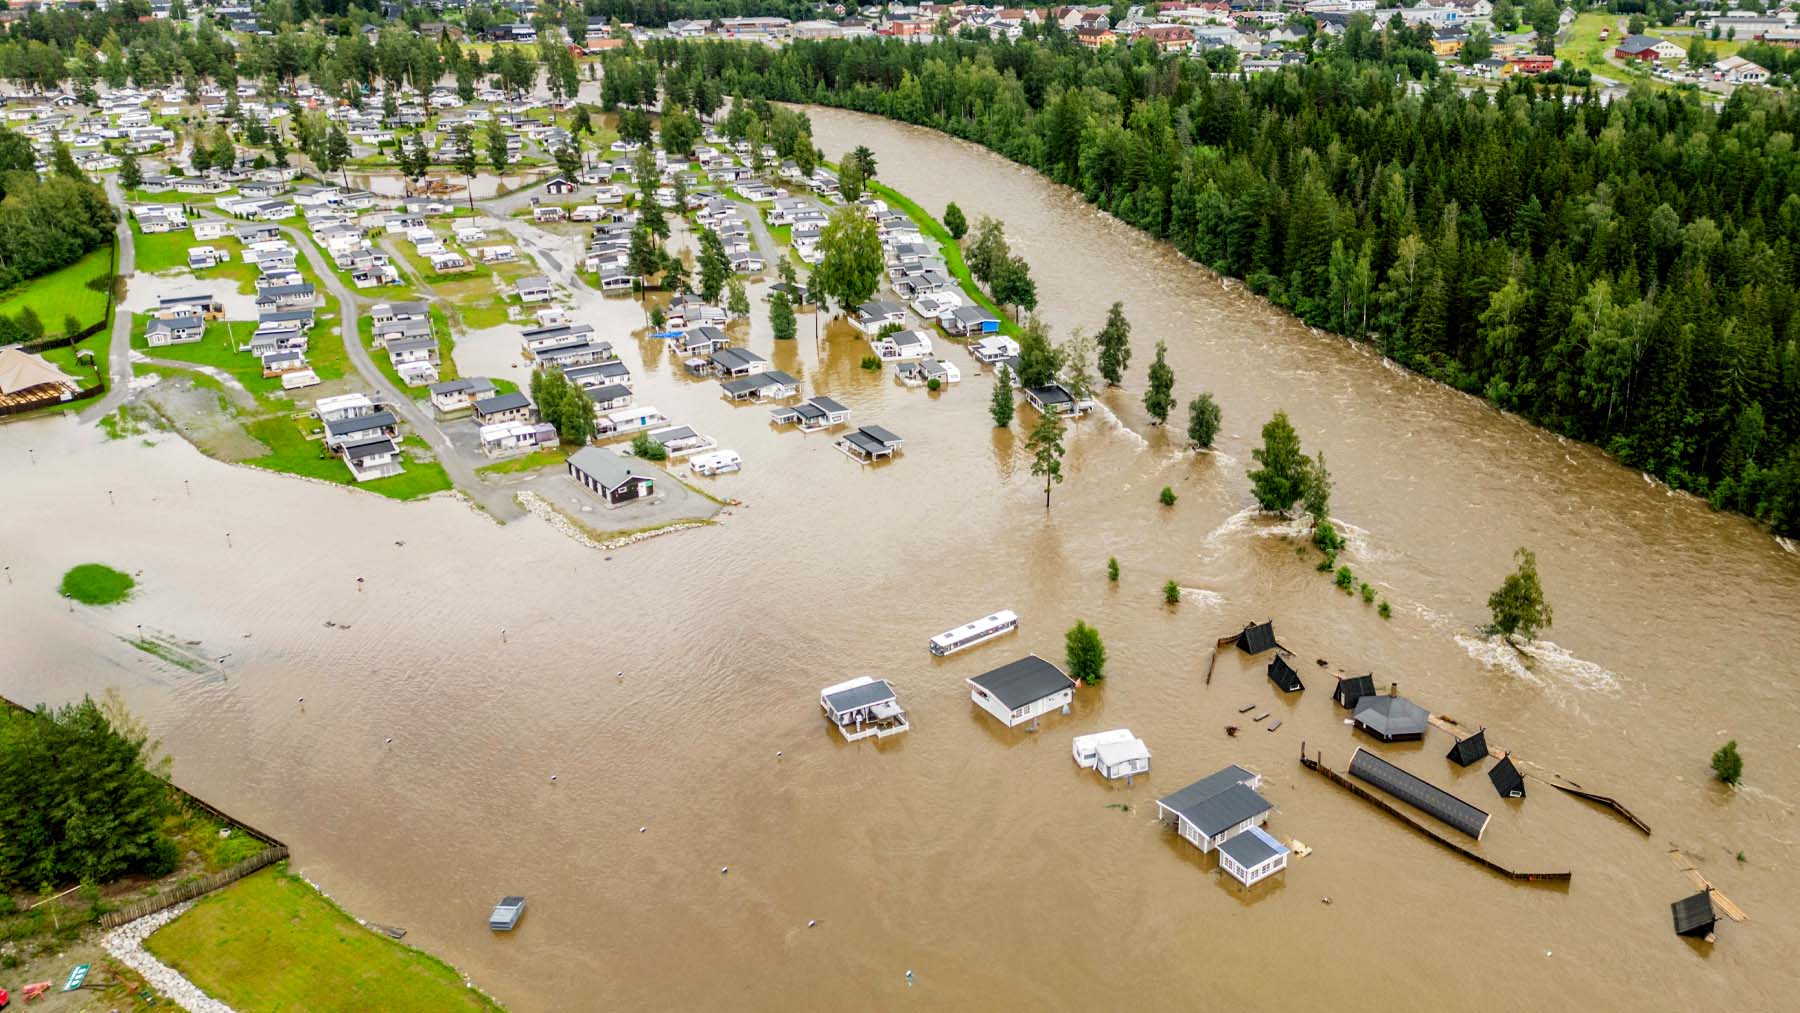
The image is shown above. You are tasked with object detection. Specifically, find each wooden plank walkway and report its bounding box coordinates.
[1670,849,1748,922]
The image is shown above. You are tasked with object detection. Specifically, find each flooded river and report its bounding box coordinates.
[4,105,1799,1010]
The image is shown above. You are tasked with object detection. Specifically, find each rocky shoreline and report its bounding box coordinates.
[100,902,234,1013]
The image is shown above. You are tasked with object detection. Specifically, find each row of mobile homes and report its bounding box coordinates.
[689,449,742,476]
[429,377,498,417]
[819,677,910,741]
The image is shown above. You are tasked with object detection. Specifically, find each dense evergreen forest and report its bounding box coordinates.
[622,24,1800,535]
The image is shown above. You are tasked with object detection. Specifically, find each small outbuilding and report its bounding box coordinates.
[567,446,656,506]
[1446,728,1489,767]
[1671,890,1717,940]
[1352,693,1430,742]
[1267,655,1303,693]
[819,676,909,741]
[1224,620,1281,656]
[1217,825,1289,888]
[1489,754,1526,799]
[1333,673,1376,710]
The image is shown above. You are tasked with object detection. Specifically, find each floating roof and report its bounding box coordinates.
[1489,755,1526,799]
[1447,729,1489,767]
[1268,655,1304,693]
[1671,890,1717,938]
[1349,748,1491,840]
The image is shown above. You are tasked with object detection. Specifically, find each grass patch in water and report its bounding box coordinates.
[126,636,210,673]
[60,563,135,605]
[243,416,453,501]
[144,864,503,1013]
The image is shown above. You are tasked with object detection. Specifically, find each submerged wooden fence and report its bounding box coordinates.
[1299,745,1572,884]
[99,846,290,928]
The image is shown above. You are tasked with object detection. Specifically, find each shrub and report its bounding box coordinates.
[1334,566,1353,590]
[1064,620,1106,685]
[860,354,881,371]
[1378,600,1392,619]
[1361,582,1375,603]
[1163,579,1181,605]
[630,432,668,461]
[927,376,941,391]
[1712,740,1744,785]
[59,563,135,606]
[1107,556,1119,582]
[1158,485,1177,506]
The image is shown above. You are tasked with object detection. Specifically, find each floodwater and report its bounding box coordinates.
[3,105,1799,1011]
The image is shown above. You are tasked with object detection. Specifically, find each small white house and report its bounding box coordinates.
[517,275,553,303]
[315,392,375,423]
[1156,766,1272,855]
[971,334,1022,364]
[1217,825,1289,888]
[1072,729,1151,781]
[819,676,909,742]
[967,655,1077,729]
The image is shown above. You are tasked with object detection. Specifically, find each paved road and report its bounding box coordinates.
[78,178,140,423]
[733,198,784,275]
[281,225,525,521]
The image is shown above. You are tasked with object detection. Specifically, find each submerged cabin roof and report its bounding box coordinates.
[1671,890,1717,938]
[1447,728,1489,767]
[1158,765,1263,834]
[1334,673,1377,709]
[1353,694,1430,741]
[1489,754,1526,798]
[823,679,896,715]
[1348,748,1491,840]
[1236,621,1278,655]
[968,655,1076,710]
[1160,779,1272,838]
[1268,655,1304,693]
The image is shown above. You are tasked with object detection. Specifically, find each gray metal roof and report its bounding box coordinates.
[1218,824,1285,868]
[1353,694,1430,740]
[342,437,397,462]
[1158,766,1262,828]
[1171,783,1271,838]
[475,391,531,414]
[858,425,901,446]
[823,680,896,715]
[809,396,848,414]
[325,410,395,435]
[567,446,651,489]
[1348,748,1491,840]
[968,655,1075,710]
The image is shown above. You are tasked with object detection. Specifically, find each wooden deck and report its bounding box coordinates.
[1670,849,1749,922]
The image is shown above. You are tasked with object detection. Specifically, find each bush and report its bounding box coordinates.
[927,376,941,391]
[1158,485,1177,506]
[860,354,881,371]
[1712,740,1744,785]
[1107,556,1119,582]
[59,563,135,605]
[1334,566,1353,590]
[1064,620,1106,685]
[629,432,667,461]
[1163,579,1181,605]
[1360,582,1375,603]
[1378,600,1392,619]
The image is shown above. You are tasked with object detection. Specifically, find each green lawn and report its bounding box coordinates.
[0,246,112,331]
[132,222,260,294]
[59,563,135,605]
[855,174,1019,337]
[1560,13,1670,90]
[145,864,501,1013]
[39,330,111,389]
[358,315,458,397]
[244,415,453,501]
[131,315,346,400]
[476,445,570,476]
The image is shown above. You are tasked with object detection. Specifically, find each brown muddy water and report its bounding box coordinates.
[3,106,1799,1011]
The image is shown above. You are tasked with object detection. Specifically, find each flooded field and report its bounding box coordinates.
[2,106,1798,1011]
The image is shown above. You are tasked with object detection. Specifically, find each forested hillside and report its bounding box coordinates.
[626,24,1800,534]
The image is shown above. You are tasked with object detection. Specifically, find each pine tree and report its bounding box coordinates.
[118,150,142,190]
[1028,407,1067,509]
[770,290,797,339]
[944,201,967,240]
[991,365,1016,427]
[1143,341,1175,425]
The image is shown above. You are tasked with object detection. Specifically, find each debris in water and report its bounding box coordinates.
[1237,704,1256,714]
[1321,897,1331,905]
[720,866,729,875]
[1253,712,1269,722]
[639,827,647,833]
[1225,725,1240,737]
[549,775,557,782]
[1289,840,1313,858]
[807,920,818,928]
[1267,720,1282,732]
[1316,658,1328,667]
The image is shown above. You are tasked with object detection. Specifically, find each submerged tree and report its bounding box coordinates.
[1186,392,1221,448]
[1711,740,1744,785]
[991,364,1016,427]
[1015,318,1060,388]
[771,290,797,339]
[1027,407,1067,509]
[1096,301,1132,386]
[1065,620,1106,684]
[1143,341,1175,425]
[1487,547,1553,641]
[812,204,883,312]
[1248,410,1308,513]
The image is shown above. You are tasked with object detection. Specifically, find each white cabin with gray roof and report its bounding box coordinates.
[819,676,910,742]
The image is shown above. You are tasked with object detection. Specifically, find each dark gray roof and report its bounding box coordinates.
[1334,673,1377,709]
[809,395,848,414]
[1217,825,1283,868]
[1165,782,1271,838]
[429,377,495,396]
[968,655,1075,710]
[1268,655,1303,693]
[1353,694,1430,741]
[325,410,395,436]
[651,426,698,445]
[845,430,885,455]
[1671,890,1716,937]
[1447,728,1488,767]
[1489,755,1526,798]
[1348,748,1491,840]
[583,383,632,403]
[711,346,767,370]
[342,437,397,462]
[1025,384,1073,406]
[823,679,896,714]
[567,446,650,489]
[475,391,531,415]
[1158,765,1258,823]
[859,424,901,446]
[1236,621,1278,655]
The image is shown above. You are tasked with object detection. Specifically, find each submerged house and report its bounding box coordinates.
[1348,748,1491,840]
[1267,655,1304,693]
[1156,765,1272,855]
[1352,692,1430,743]
[1671,890,1718,940]
[1217,825,1290,889]
[838,424,903,461]
[966,655,1077,729]
[1334,673,1377,710]
[1489,754,1526,799]
[1446,728,1489,767]
[819,676,909,741]
[1222,620,1283,657]
[1071,729,1150,781]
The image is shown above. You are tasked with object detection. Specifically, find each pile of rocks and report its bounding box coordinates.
[100,902,235,1013]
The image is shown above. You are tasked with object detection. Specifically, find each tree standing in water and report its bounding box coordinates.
[1143,341,1175,425]
[1487,547,1553,641]
[1065,620,1106,684]
[991,365,1016,427]
[1248,410,1308,513]
[1187,392,1221,448]
[1096,301,1132,385]
[1028,408,1066,509]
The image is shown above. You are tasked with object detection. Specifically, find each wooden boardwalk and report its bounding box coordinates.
[1670,849,1749,922]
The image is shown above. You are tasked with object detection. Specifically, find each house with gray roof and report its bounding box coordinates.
[1156,765,1273,854]
[567,446,658,506]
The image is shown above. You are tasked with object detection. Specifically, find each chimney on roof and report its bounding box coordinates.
[1389,681,1398,697]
